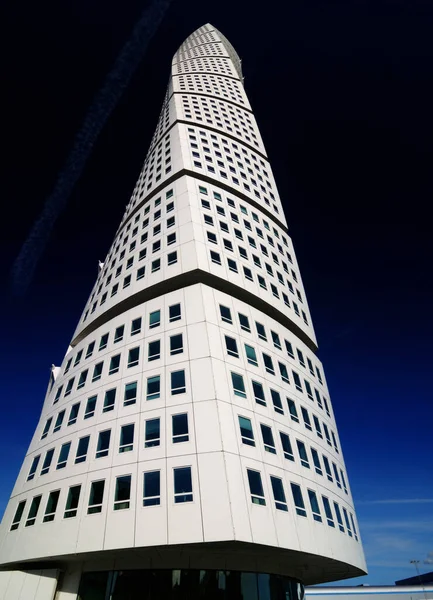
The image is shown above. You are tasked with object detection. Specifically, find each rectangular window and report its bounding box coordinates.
[285,340,294,358]
[308,490,322,522]
[271,333,282,353]
[41,417,53,440]
[292,371,302,392]
[68,403,80,426]
[64,358,72,374]
[231,372,246,398]
[270,476,288,511]
[145,417,160,447]
[313,415,323,438]
[169,303,181,322]
[53,410,65,433]
[238,416,255,446]
[290,483,307,517]
[172,413,189,443]
[307,358,315,376]
[304,380,313,400]
[278,362,290,383]
[334,502,345,532]
[333,463,342,488]
[296,349,306,367]
[131,317,142,335]
[114,325,124,343]
[56,442,71,470]
[137,266,145,280]
[103,388,116,413]
[88,480,105,514]
[119,424,134,453]
[323,397,331,417]
[316,367,323,385]
[147,375,161,400]
[296,440,310,468]
[287,398,299,422]
[64,485,81,519]
[301,407,312,431]
[85,341,95,358]
[151,259,161,273]
[323,423,332,446]
[96,430,111,458]
[99,333,109,351]
[340,469,348,494]
[331,431,339,453]
[84,395,97,419]
[262,353,275,375]
[279,432,294,461]
[245,344,258,366]
[170,369,185,395]
[149,310,160,329]
[10,500,26,531]
[167,251,177,265]
[170,334,183,355]
[247,469,266,506]
[238,313,250,332]
[128,347,140,367]
[243,266,253,281]
[255,322,267,341]
[77,369,88,389]
[343,507,353,536]
[148,340,161,361]
[322,496,335,527]
[27,455,41,481]
[260,424,276,454]
[25,495,42,527]
[314,388,323,409]
[174,466,193,503]
[143,471,161,506]
[225,335,239,358]
[41,449,54,475]
[92,362,103,382]
[114,475,131,510]
[43,490,60,523]
[123,381,137,407]
[210,251,221,265]
[323,455,333,481]
[270,390,284,415]
[311,448,323,475]
[219,305,232,323]
[252,380,266,406]
[53,386,63,404]
[350,513,359,541]
[75,436,90,464]
[109,354,120,375]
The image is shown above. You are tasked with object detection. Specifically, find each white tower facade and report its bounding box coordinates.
[0,24,366,600]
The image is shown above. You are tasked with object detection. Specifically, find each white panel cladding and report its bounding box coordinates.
[0,22,366,584]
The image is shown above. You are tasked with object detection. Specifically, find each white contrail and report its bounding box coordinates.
[11,0,173,296]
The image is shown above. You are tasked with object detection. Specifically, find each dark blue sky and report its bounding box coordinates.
[1,0,432,585]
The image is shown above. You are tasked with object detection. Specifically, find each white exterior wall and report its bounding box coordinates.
[0,23,366,588]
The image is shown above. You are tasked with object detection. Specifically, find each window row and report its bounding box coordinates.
[13,465,194,530]
[245,469,358,540]
[237,416,347,495]
[64,303,182,384]
[32,413,192,480]
[13,467,358,543]
[218,304,328,414]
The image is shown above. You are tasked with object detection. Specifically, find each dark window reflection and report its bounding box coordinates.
[78,568,304,600]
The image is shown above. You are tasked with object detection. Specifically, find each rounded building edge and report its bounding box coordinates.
[0,541,367,587]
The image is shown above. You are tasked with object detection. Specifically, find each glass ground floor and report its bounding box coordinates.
[77,569,304,600]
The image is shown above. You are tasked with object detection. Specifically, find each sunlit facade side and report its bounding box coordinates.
[0,24,366,600]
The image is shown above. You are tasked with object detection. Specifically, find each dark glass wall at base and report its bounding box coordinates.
[78,569,304,600]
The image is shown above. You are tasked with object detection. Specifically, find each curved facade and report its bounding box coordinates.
[0,24,366,598]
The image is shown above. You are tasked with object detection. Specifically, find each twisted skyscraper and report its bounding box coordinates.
[0,24,366,600]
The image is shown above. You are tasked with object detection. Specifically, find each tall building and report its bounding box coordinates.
[0,24,366,600]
